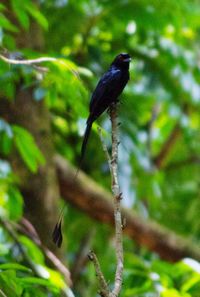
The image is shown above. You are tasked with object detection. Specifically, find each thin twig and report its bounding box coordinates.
[0,217,74,297]
[0,289,8,297]
[18,218,72,286]
[88,251,109,297]
[109,103,123,297]
[0,54,56,65]
[0,217,39,275]
[0,53,79,77]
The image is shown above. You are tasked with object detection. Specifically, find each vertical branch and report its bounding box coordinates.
[88,251,109,297]
[90,103,123,297]
[109,103,123,297]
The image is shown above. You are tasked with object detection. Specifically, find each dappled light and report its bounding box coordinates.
[0,0,200,296]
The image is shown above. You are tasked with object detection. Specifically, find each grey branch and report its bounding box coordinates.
[109,103,123,297]
[0,52,79,76]
[97,104,124,297]
[0,53,56,65]
[88,251,109,297]
[0,289,7,297]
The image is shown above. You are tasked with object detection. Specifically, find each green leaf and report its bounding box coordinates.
[19,236,45,264]
[12,125,45,173]
[0,119,13,155]
[11,0,30,29]
[0,263,31,273]
[0,14,18,32]
[25,4,48,30]
[20,277,53,286]
[124,279,152,296]
[161,288,190,297]
[19,276,60,293]
[0,132,13,155]
[0,270,23,297]
[0,4,5,11]
[7,187,23,221]
[182,274,200,293]
[46,269,65,289]
[51,58,78,75]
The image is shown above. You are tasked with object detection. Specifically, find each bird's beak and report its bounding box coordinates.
[124,57,131,62]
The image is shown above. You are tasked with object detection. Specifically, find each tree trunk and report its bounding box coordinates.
[0,1,61,256]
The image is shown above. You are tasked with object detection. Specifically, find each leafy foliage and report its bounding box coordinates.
[1,0,200,296]
[13,125,45,173]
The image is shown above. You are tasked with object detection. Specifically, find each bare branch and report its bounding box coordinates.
[0,217,75,297]
[109,103,123,297]
[0,52,79,77]
[91,104,123,296]
[18,218,72,286]
[0,289,7,297]
[0,217,41,276]
[0,53,57,65]
[88,251,109,297]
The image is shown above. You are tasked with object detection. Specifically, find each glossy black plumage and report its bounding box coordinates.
[52,53,131,248]
[52,221,62,248]
[80,53,131,164]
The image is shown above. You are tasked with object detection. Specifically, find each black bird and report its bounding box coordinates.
[52,53,131,247]
[80,53,131,166]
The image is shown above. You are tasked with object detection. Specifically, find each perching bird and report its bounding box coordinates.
[52,53,131,247]
[81,53,131,166]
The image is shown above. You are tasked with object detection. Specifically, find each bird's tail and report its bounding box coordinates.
[52,119,93,248]
[75,118,93,177]
[52,205,65,248]
[81,119,93,163]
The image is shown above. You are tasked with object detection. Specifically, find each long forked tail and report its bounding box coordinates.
[52,119,93,247]
[81,119,93,164]
[75,118,93,177]
[52,204,66,248]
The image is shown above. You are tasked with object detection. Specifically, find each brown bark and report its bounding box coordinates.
[0,94,60,254]
[0,1,61,255]
[55,155,200,262]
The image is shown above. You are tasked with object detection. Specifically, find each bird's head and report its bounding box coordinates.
[111,53,131,68]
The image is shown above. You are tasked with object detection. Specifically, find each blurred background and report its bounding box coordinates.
[1,0,200,296]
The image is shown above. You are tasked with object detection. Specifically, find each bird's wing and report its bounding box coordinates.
[89,68,121,113]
